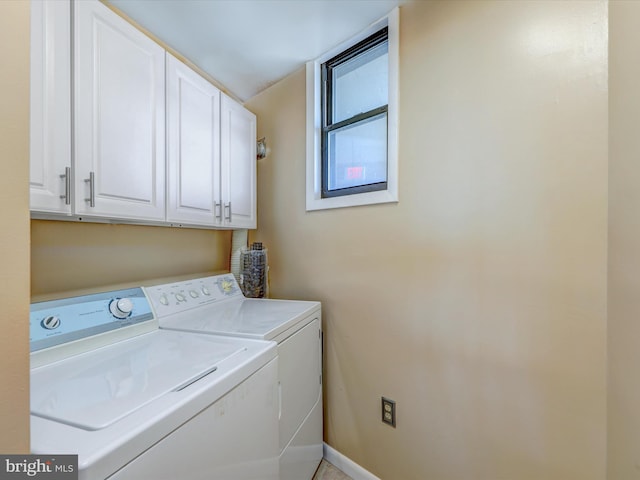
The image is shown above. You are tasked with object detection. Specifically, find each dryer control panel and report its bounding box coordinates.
[145,274,243,318]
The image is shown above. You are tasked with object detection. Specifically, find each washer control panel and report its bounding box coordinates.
[145,274,243,318]
[30,287,154,353]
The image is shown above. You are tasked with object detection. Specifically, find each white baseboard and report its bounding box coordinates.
[323,443,381,480]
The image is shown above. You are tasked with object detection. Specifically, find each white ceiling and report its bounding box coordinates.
[107,0,403,102]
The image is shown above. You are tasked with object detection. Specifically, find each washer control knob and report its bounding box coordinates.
[201,286,210,296]
[41,315,61,330]
[189,290,199,298]
[175,293,186,302]
[159,294,169,306]
[110,298,134,319]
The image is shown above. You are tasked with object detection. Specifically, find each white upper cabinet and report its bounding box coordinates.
[167,58,257,229]
[29,0,257,229]
[74,0,166,222]
[30,0,72,214]
[221,94,257,229]
[166,54,221,226]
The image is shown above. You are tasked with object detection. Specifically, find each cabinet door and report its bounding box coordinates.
[220,95,257,229]
[74,0,165,222]
[30,0,71,214]
[166,54,220,226]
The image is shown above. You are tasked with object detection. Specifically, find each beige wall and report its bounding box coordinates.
[608,1,640,478]
[246,1,608,479]
[31,221,231,297]
[0,0,31,453]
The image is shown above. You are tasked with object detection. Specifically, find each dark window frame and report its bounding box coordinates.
[320,27,389,199]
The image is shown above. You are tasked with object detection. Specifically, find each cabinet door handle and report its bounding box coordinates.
[59,166,71,205]
[224,202,232,223]
[214,201,222,222]
[84,171,95,207]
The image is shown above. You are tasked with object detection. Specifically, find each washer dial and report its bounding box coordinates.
[109,298,134,319]
[41,315,61,330]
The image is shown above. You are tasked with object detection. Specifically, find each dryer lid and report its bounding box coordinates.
[30,330,246,430]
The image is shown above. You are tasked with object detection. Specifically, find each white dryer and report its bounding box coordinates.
[30,286,279,480]
[145,274,323,480]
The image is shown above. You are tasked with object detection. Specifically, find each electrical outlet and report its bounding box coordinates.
[381,397,396,427]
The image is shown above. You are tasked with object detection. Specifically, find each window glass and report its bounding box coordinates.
[327,113,387,191]
[332,41,388,124]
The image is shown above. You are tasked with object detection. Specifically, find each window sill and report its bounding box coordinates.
[306,188,398,212]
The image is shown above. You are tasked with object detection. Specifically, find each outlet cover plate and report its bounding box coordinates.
[382,397,396,427]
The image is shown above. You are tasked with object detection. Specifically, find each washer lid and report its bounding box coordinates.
[160,298,320,341]
[30,330,246,431]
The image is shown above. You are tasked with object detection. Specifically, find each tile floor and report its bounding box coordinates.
[312,459,353,480]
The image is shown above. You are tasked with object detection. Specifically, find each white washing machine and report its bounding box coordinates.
[30,285,279,480]
[145,274,323,480]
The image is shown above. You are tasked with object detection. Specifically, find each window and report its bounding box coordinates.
[321,28,389,198]
[306,8,398,211]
